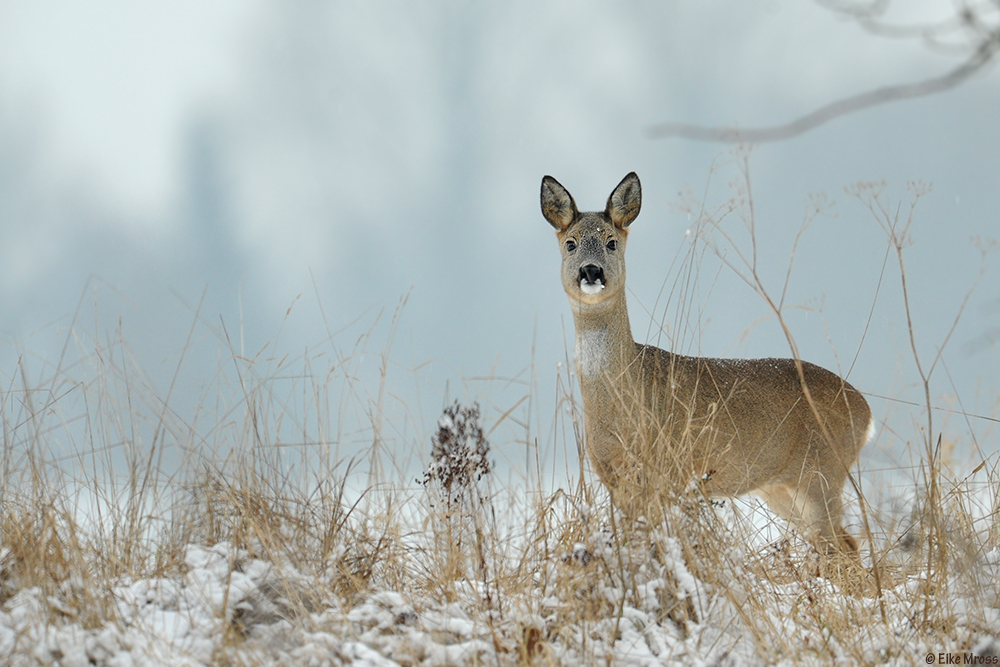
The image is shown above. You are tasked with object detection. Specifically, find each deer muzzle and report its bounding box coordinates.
[579,264,606,294]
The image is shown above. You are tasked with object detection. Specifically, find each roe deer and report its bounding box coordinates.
[541,172,873,555]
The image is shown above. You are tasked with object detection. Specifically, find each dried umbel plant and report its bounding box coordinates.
[419,401,500,598]
[420,401,493,516]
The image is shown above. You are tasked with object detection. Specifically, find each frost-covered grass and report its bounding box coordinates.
[2,172,998,665]
[1,333,998,666]
[2,470,999,666]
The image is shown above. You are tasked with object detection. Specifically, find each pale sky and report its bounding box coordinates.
[0,1,260,217]
[0,0,997,487]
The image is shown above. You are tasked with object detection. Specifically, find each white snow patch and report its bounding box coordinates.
[2,496,1000,667]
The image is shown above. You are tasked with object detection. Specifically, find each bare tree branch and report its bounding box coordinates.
[648,2,1000,143]
[821,0,991,52]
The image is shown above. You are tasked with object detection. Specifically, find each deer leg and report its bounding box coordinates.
[757,483,796,522]
[796,476,857,555]
[760,478,857,556]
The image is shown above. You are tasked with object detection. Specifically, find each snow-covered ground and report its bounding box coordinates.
[3,491,999,666]
[1,346,997,665]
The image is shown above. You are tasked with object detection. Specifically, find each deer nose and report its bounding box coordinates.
[579,264,605,285]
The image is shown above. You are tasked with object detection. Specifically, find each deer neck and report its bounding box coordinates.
[571,292,635,381]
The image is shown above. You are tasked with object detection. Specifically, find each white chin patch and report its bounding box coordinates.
[580,281,605,295]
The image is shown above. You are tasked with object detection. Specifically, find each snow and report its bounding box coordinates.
[2,489,1000,665]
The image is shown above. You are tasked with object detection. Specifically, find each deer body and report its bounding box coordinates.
[542,173,872,554]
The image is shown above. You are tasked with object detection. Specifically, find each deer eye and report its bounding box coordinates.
[606,239,617,251]
[565,239,577,252]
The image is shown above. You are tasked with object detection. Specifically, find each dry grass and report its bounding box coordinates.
[0,346,998,664]
[1,165,998,665]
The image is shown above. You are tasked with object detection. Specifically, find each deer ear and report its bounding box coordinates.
[606,172,641,229]
[541,175,577,231]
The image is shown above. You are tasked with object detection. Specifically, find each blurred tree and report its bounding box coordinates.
[648,0,1000,142]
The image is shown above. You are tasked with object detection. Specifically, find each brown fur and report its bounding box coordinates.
[541,173,872,555]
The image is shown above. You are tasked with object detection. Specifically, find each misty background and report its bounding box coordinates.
[1,1,997,494]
